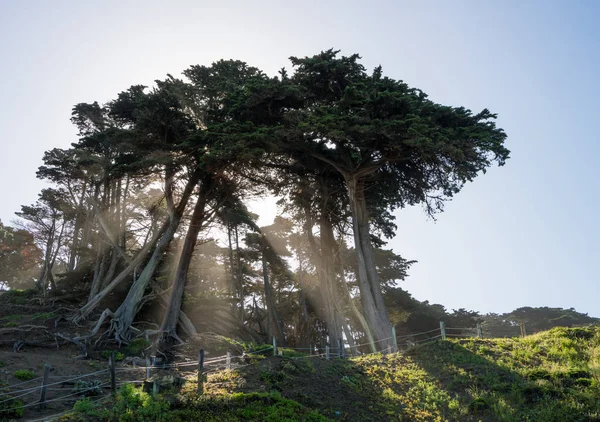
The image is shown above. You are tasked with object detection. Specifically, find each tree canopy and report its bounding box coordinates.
[3,50,510,352]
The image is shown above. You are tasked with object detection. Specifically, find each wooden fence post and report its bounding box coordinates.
[326,345,330,360]
[109,352,116,396]
[440,321,446,341]
[145,357,151,380]
[476,322,483,339]
[392,326,398,353]
[226,351,232,370]
[197,349,204,395]
[272,336,277,357]
[339,338,345,358]
[38,364,51,409]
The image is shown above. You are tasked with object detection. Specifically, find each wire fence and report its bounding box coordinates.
[0,320,529,420]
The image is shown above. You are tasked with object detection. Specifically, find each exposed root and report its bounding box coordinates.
[0,325,48,335]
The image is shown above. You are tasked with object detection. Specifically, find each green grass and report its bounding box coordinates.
[62,386,326,422]
[62,327,600,422]
[13,370,36,381]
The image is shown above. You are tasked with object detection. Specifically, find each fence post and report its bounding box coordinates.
[109,352,116,396]
[326,345,330,360]
[152,380,159,396]
[392,326,398,352]
[38,364,51,409]
[197,349,204,395]
[476,322,483,339]
[145,357,151,380]
[226,350,232,370]
[272,336,277,356]
[339,338,344,358]
[440,321,446,341]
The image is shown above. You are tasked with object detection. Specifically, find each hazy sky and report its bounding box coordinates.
[1,1,598,316]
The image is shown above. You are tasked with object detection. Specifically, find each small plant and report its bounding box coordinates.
[72,397,103,417]
[14,370,36,381]
[73,379,103,396]
[125,338,150,355]
[101,350,124,361]
[3,321,20,327]
[260,370,286,385]
[468,397,488,413]
[106,384,170,421]
[0,397,24,419]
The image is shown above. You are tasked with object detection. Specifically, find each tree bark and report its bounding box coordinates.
[160,177,212,340]
[77,171,200,324]
[262,252,285,344]
[318,216,344,347]
[345,175,393,349]
[303,205,343,348]
[110,170,199,342]
[234,226,244,321]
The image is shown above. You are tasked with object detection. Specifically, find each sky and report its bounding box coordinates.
[0,1,598,316]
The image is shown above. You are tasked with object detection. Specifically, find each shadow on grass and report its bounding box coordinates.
[406,338,599,422]
[213,336,600,422]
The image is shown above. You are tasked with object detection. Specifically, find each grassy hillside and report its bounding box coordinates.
[9,326,600,422]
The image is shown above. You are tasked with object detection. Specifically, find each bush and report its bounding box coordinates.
[125,338,150,356]
[0,397,24,419]
[107,384,170,422]
[468,397,488,413]
[14,370,36,381]
[101,350,125,361]
[72,397,103,417]
[72,380,103,396]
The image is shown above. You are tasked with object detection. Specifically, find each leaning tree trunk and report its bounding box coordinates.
[345,175,393,350]
[76,171,200,324]
[109,170,200,343]
[75,217,170,323]
[160,178,212,342]
[111,210,183,342]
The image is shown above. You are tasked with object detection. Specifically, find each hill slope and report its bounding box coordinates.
[3,327,600,421]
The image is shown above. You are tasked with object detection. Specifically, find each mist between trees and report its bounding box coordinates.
[0,49,515,353]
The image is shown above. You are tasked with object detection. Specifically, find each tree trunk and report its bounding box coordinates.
[345,175,393,349]
[296,257,310,349]
[68,179,87,271]
[235,226,244,321]
[160,178,212,340]
[112,210,183,342]
[318,216,344,347]
[262,253,285,344]
[77,171,200,324]
[110,170,199,342]
[304,208,343,348]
